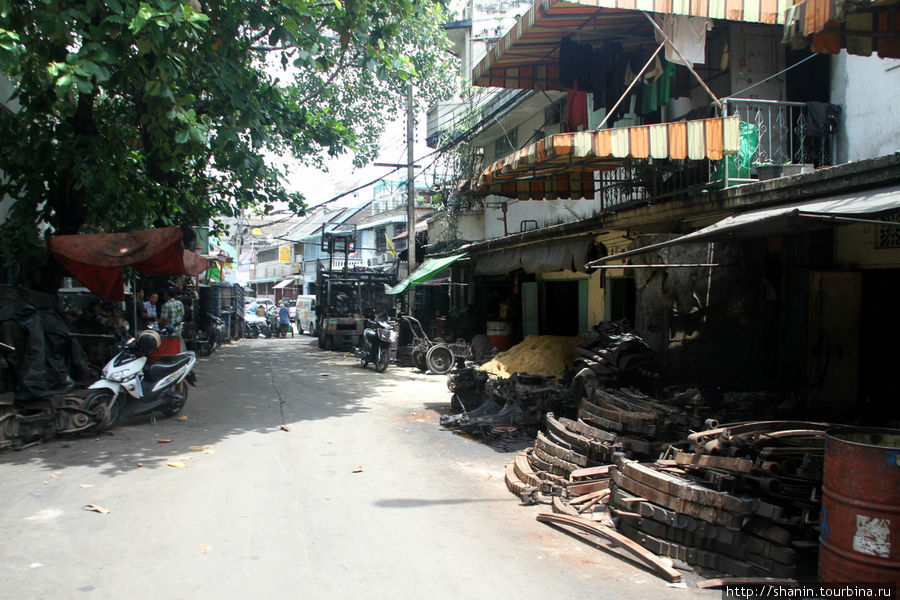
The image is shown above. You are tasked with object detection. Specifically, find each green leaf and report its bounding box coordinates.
[175,129,189,144]
[129,3,154,33]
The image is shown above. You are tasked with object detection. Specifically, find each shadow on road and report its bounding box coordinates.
[0,336,454,476]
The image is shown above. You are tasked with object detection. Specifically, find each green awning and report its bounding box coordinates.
[385,253,467,295]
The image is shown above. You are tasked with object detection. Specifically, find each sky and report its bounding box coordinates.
[276,108,434,209]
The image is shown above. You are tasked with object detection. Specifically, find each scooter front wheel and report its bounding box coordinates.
[84,390,120,432]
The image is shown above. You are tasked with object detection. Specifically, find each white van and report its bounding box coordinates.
[294,295,318,336]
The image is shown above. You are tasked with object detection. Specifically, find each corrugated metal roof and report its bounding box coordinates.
[473,0,788,91]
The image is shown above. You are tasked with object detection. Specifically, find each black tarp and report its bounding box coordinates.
[0,286,89,400]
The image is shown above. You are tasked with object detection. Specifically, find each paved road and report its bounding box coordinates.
[0,336,716,600]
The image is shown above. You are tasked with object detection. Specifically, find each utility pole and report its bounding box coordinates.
[406,83,417,316]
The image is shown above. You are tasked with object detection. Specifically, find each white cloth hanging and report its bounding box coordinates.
[655,15,712,66]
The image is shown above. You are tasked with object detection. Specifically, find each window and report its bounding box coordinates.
[375,227,387,252]
[494,127,517,159]
[258,248,279,263]
[545,98,566,125]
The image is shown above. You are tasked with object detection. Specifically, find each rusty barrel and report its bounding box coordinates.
[819,427,900,584]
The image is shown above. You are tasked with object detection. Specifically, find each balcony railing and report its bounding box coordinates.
[715,98,837,187]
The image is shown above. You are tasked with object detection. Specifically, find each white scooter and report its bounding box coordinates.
[84,330,197,431]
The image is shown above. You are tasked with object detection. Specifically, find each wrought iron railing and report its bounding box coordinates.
[715,98,837,187]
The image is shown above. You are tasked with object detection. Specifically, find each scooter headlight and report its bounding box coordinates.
[103,365,134,383]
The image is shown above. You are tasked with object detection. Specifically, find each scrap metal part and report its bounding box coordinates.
[536,512,682,583]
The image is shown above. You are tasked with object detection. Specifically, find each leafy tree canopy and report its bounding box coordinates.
[0,0,457,285]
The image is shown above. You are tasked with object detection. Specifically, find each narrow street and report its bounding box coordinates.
[0,337,716,600]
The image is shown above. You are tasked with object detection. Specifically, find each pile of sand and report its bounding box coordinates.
[478,335,581,382]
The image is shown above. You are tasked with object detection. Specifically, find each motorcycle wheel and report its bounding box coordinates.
[84,389,120,432]
[375,346,390,373]
[207,328,219,355]
[360,354,369,368]
[160,381,188,417]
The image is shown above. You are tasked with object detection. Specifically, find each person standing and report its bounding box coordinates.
[141,291,159,330]
[278,300,291,338]
[159,287,185,337]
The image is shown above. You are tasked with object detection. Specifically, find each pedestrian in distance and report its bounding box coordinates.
[278,300,292,338]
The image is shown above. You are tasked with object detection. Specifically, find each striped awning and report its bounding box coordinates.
[785,0,900,58]
[473,0,789,91]
[474,115,739,200]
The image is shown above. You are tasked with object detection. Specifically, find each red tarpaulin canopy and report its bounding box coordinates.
[48,227,209,301]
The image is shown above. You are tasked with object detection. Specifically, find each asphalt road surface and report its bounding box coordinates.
[0,335,718,600]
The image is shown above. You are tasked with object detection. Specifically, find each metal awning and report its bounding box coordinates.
[473,0,788,91]
[587,184,900,266]
[273,276,299,289]
[474,116,740,200]
[385,254,467,295]
[784,0,900,58]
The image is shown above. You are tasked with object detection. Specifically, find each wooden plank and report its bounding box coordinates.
[536,513,682,583]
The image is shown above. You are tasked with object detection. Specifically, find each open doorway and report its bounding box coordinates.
[605,276,636,324]
[542,280,579,335]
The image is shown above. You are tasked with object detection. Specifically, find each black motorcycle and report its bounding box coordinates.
[198,313,226,356]
[354,319,396,373]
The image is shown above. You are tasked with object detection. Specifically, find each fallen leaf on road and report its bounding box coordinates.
[175,416,188,421]
[28,563,43,569]
[49,473,57,478]
[319,373,329,377]
[42,481,49,485]
[167,462,187,469]
[280,425,291,432]
[352,466,363,473]
[137,462,143,467]
[83,504,110,514]
[188,445,211,451]
[198,543,212,554]
[79,484,95,488]
[157,439,172,443]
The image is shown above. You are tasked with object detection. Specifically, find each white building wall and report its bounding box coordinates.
[831,52,900,163]
[483,197,600,239]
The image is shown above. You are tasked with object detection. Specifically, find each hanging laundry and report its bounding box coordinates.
[567,81,589,131]
[591,42,623,115]
[655,15,712,66]
[559,37,593,90]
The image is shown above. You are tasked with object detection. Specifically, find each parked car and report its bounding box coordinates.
[294,295,317,336]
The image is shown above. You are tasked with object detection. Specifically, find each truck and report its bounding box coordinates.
[314,268,396,350]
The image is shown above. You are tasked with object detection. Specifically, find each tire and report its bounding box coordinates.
[413,349,427,372]
[318,328,326,349]
[360,355,369,368]
[296,321,303,335]
[83,389,121,432]
[374,345,390,373]
[425,345,454,375]
[207,328,219,355]
[325,335,334,350]
[159,380,188,417]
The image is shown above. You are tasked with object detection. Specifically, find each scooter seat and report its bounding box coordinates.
[146,353,194,380]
